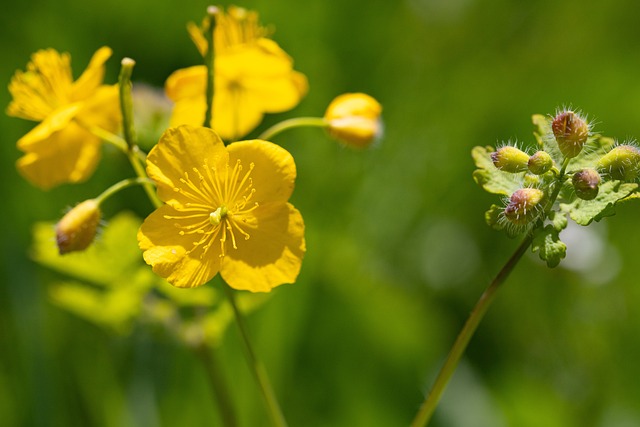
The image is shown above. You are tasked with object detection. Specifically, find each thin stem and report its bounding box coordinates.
[119,58,137,148]
[224,286,289,427]
[410,234,533,427]
[203,6,218,128]
[258,117,328,141]
[95,177,154,205]
[193,339,239,427]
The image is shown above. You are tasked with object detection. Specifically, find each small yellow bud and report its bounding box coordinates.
[504,188,545,226]
[56,199,101,254]
[572,169,600,200]
[491,146,529,173]
[596,144,640,181]
[324,93,382,148]
[527,150,553,175]
[552,110,589,158]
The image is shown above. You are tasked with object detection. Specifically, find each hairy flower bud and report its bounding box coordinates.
[596,144,640,181]
[552,110,589,158]
[56,199,101,254]
[527,150,553,175]
[572,168,600,200]
[491,146,529,173]
[324,93,382,148]
[504,188,544,226]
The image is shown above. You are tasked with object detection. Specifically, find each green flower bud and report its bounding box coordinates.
[596,144,640,181]
[552,110,589,158]
[491,146,529,173]
[527,150,553,175]
[504,188,545,226]
[572,168,600,200]
[56,199,101,254]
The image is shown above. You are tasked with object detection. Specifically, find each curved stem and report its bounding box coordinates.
[410,234,533,427]
[95,176,154,204]
[258,117,328,141]
[224,286,288,427]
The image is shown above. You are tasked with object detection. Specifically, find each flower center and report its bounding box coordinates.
[165,158,259,259]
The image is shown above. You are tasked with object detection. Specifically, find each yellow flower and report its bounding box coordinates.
[324,93,382,148]
[137,125,305,291]
[165,6,307,141]
[7,47,120,189]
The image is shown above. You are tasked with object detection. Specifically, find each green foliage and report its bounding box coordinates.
[474,113,639,268]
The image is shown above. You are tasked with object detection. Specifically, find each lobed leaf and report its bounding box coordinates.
[531,225,566,268]
[560,180,638,226]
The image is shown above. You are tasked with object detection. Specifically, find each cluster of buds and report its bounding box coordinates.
[490,109,640,228]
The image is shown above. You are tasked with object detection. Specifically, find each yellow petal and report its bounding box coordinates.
[17,124,101,189]
[138,205,222,288]
[76,84,121,134]
[71,46,112,101]
[169,96,206,128]
[16,104,81,150]
[227,139,297,203]
[211,84,263,140]
[146,126,227,206]
[221,203,305,292]
[165,66,206,101]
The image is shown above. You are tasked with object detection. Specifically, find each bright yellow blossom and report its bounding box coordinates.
[7,47,120,189]
[165,6,307,141]
[324,93,382,148]
[137,125,305,291]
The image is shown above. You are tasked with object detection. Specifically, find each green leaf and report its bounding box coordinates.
[565,135,616,172]
[531,225,566,268]
[548,210,568,232]
[560,180,638,226]
[472,146,523,196]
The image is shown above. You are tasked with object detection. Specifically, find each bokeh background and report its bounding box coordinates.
[3,0,640,426]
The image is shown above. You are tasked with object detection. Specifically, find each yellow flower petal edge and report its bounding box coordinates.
[7,47,120,189]
[166,6,307,140]
[138,125,305,291]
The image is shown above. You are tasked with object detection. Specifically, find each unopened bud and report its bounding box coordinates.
[504,188,545,226]
[527,150,553,175]
[572,168,600,200]
[56,199,101,254]
[552,110,589,158]
[491,146,529,173]
[324,93,382,148]
[596,144,640,181]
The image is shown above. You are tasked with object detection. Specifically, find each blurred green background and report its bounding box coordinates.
[3,0,640,426]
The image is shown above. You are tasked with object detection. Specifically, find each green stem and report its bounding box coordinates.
[193,340,239,427]
[116,58,162,209]
[95,177,153,204]
[410,234,533,427]
[203,6,218,128]
[258,117,328,141]
[224,286,288,427]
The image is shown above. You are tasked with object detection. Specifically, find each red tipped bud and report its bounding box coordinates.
[491,146,529,173]
[56,199,101,254]
[527,150,553,175]
[596,144,640,181]
[552,111,589,158]
[572,168,600,200]
[504,188,545,226]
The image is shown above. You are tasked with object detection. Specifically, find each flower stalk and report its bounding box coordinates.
[224,285,289,427]
[203,6,218,129]
[258,117,328,141]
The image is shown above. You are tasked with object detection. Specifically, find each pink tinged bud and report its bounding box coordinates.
[491,146,529,173]
[504,188,545,226]
[552,111,589,158]
[324,93,382,148]
[596,144,640,181]
[56,199,101,254]
[572,168,600,200]
[527,150,553,175]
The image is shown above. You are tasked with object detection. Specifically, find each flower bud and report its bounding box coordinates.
[572,168,600,200]
[552,110,589,158]
[491,146,529,173]
[504,188,544,226]
[56,199,101,254]
[527,150,553,175]
[324,93,382,148]
[596,144,640,181]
